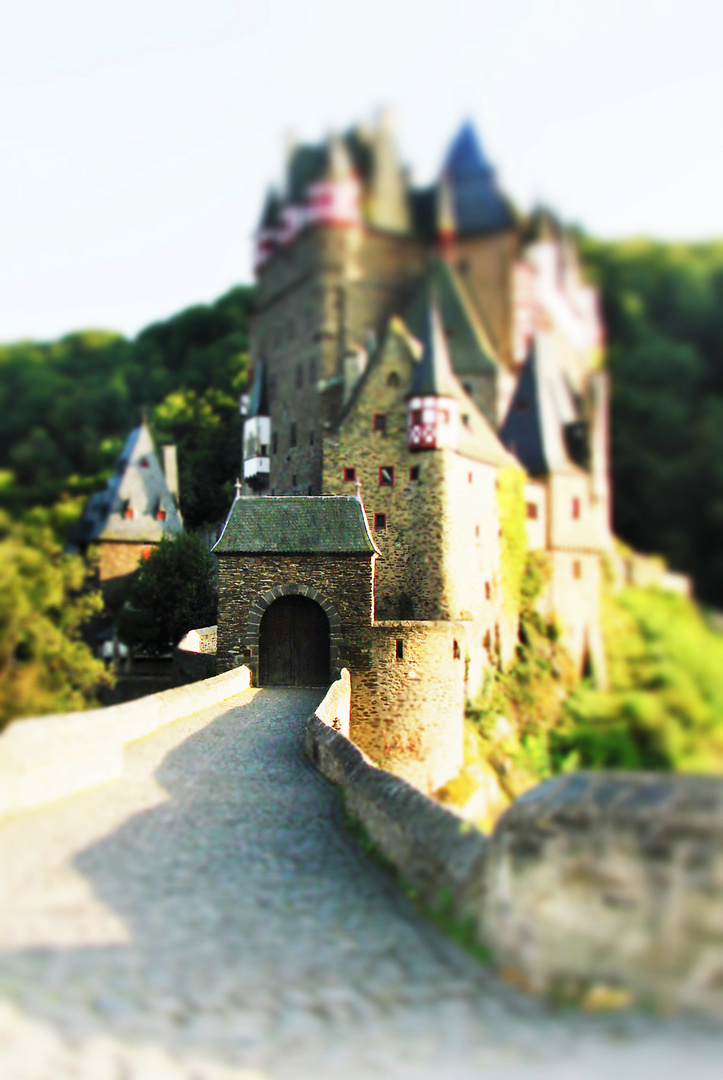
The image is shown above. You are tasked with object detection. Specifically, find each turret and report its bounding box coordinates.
[243,360,271,491]
[253,189,282,272]
[407,297,459,451]
[307,135,362,227]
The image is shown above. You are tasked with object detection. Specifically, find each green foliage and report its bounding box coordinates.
[553,587,723,773]
[117,532,218,656]
[466,552,577,799]
[0,511,111,728]
[0,287,252,532]
[580,238,723,604]
[496,465,527,621]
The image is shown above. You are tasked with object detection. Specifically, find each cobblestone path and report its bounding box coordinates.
[1,688,722,1079]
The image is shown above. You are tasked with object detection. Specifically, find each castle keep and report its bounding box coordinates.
[216,115,611,791]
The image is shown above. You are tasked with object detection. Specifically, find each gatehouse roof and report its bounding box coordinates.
[213,496,379,555]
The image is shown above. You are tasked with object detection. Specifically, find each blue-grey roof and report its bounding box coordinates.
[213,496,379,555]
[408,295,459,398]
[499,338,578,476]
[76,422,183,544]
[444,122,515,235]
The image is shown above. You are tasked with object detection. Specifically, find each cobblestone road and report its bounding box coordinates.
[1,688,722,1079]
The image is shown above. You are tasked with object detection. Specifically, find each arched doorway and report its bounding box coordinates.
[258,595,330,686]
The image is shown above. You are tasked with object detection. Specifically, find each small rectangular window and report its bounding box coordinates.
[468,472,473,484]
[526,502,538,520]
[573,559,582,579]
[374,512,387,531]
[379,466,394,487]
[411,408,423,425]
[344,467,356,482]
[292,474,297,487]
[290,423,297,448]
[373,413,387,433]
[272,432,278,454]
[307,485,313,495]
[485,581,491,600]
[309,430,315,445]
[475,525,480,538]
[572,497,581,520]
[409,466,420,482]
[395,639,404,660]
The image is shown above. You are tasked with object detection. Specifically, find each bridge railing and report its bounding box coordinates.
[0,665,251,819]
[308,668,723,1019]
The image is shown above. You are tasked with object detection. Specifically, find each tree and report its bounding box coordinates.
[117,533,218,656]
[0,512,111,729]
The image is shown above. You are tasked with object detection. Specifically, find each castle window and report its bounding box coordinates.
[483,630,491,652]
[463,383,473,397]
[453,639,461,660]
[373,414,387,434]
[344,467,356,482]
[527,502,538,520]
[290,423,297,447]
[468,472,473,484]
[409,466,420,482]
[485,581,491,600]
[475,525,480,538]
[139,457,150,469]
[123,502,134,519]
[462,414,471,428]
[572,497,581,519]
[307,485,313,495]
[272,432,278,454]
[379,466,394,487]
[156,508,166,521]
[396,639,404,660]
[374,512,387,531]
[296,364,303,389]
[292,474,297,487]
[260,444,268,455]
[141,546,152,559]
[573,560,582,579]
[411,408,423,425]
[387,372,400,388]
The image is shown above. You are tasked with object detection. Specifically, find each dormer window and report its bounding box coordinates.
[139,457,150,469]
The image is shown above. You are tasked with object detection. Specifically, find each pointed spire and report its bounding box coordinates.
[498,336,574,475]
[408,293,458,399]
[324,134,355,181]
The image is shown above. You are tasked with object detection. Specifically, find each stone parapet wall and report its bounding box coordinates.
[0,666,251,819]
[309,672,723,1019]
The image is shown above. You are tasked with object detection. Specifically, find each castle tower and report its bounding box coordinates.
[407,297,460,451]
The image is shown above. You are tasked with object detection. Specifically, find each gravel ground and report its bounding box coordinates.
[0,686,721,1079]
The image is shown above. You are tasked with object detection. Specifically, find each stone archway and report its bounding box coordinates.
[245,583,343,685]
[258,595,330,686]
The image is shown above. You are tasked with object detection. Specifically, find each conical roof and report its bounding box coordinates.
[403,259,498,377]
[443,121,515,235]
[247,359,270,418]
[498,336,578,475]
[408,295,458,398]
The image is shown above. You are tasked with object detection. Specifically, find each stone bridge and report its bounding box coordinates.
[0,687,721,1079]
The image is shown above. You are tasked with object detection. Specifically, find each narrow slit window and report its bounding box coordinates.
[572,497,581,520]
[453,639,461,660]
[395,639,404,660]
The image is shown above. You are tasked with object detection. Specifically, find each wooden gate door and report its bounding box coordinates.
[258,596,330,686]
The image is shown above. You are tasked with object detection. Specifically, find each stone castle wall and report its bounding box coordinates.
[97,541,153,583]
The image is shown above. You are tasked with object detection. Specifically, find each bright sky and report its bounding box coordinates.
[1,0,721,342]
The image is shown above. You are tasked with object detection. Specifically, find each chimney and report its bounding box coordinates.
[162,445,180,506]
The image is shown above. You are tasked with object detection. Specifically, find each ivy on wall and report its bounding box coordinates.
[496,465,527,626]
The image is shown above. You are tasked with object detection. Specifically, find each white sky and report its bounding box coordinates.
[1,0,721,342]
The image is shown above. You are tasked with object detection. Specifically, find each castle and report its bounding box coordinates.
[215,115,610,792]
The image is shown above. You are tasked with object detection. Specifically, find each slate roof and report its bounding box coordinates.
[258,188,281,228]
[75,422,183,544]
[444,122,515,235]
[213,496,379,555]
[407,296,458,398]
[498,336,580,476]
[404,259,498,377]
